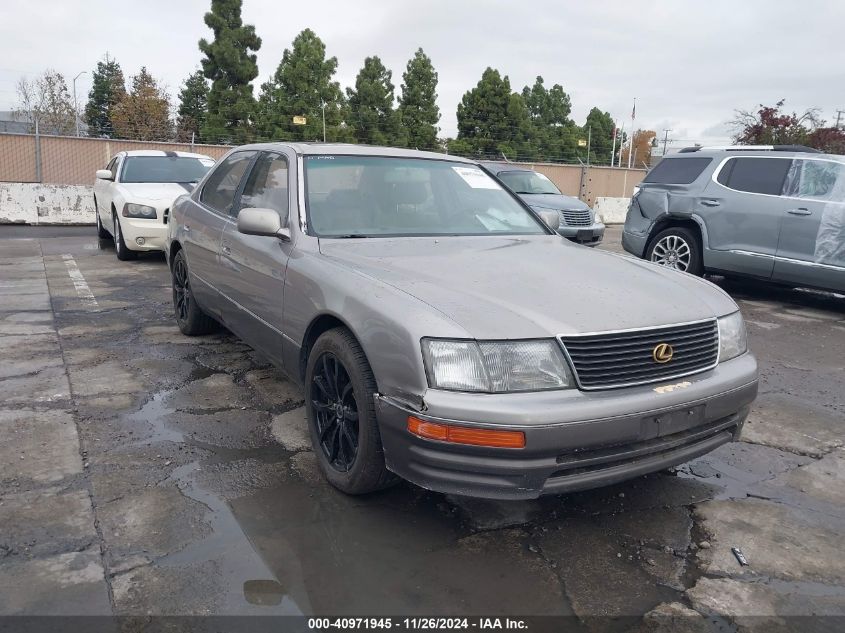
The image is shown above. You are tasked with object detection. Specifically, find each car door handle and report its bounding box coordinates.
[700,199,720,207]
[183,224,191,232]
[221,245,231,255]
[786,208,812,216]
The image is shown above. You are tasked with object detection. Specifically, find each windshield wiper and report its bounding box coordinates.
[328,234,370,239]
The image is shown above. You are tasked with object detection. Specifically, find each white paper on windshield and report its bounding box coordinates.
[536,172,552,181]
[452,166,500,189]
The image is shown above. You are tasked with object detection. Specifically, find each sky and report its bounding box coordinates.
[2,0,845,152]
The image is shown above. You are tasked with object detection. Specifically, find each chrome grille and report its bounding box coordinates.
[560,319,719,390]
[559,208,592,226]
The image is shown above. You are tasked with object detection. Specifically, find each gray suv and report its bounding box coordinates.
[623,146,845,293]
[482,162,605,245]
[166,143,757,500]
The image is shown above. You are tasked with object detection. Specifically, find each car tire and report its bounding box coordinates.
[646,227,703,275]
[94,198,110,239]
[171,250,217,336]
[305,327,395,495]
[113,211,137,261]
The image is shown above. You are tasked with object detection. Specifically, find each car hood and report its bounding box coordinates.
[119,182,195,201]
[318,236,737,339]
[520,193,590,211]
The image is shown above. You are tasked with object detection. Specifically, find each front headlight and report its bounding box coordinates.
[421,338,574,392]
[718,312,747,362]
[122,203,157,219]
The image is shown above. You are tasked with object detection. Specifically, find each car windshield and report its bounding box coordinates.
[497,170,561,195]
[121,156,214,183]
[304,156,547,237]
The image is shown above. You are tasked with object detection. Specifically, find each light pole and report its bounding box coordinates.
[320,99,327,142]
[73,71,87,137]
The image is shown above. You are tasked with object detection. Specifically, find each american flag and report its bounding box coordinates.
[631,98,636,121]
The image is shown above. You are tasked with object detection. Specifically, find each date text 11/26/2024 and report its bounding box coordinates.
[307,618,529,630]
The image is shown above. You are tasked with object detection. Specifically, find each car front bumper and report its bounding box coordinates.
[558,221,605,246]
[376,353,758,500]
[120,219,167,252]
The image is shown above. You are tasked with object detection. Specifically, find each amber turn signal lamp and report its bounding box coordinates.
[407,416,526,449]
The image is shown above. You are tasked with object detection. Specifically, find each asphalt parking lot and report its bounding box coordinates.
[1,225,843,629]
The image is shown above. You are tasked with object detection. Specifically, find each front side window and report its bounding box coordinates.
[304,156,547,237]
[238,153,290,219]
[643,157,712,185]
[497,170,561,195]
[716,157,792,196]
[121,156,214,184]
[200,151,255,214]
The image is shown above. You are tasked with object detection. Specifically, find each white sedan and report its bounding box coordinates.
[93,150,215,260]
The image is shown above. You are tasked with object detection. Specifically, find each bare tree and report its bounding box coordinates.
[15,69,77,135]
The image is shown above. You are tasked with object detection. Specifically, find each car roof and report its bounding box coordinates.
[233,142,476,163]
[120,150,213,159]
[668,145,841,160]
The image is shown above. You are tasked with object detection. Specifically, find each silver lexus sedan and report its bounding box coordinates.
[165,143,758,500]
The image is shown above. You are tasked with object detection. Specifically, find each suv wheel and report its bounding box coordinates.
[113,211,137,261]
[171,250,217,335]
[647,227,703,275]
[305,327,395,495]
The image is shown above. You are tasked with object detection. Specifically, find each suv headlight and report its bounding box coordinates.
[421,338,574,392]
[718,312,747,362]
[122,203,157,219]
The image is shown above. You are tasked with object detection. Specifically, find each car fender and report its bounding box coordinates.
[282,248,471,402]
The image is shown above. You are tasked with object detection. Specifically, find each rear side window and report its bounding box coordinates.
[200,151,255,214]
[716,157,792,196]
[643,157,712,185]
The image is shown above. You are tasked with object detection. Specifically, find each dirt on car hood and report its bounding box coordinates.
[319,235,738,339]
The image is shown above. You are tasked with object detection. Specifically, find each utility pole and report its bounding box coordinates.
[586,125,592,167]
[661,129,672,156]
[73,70,88,137]
[321,99,327,142]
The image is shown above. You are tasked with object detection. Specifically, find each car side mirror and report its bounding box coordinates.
[237,207,291,241]
[536,209,560,232]
[96,169,113,180]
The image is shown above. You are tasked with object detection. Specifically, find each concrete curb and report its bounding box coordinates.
[1,183,95,225]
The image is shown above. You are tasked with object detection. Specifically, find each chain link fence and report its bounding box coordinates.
[0,133,230,186]
[0,132,645,204]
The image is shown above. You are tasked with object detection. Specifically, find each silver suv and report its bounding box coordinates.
[623,145,845,293]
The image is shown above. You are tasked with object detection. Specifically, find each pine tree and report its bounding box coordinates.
[198,0,261,143]
[176,69,209,142]
[111,67,172,141]
[452,67,532,160]
[84,55,126,137]
[256,29,347,142]
[397,48,440,150]
[583,107,616,164]
[521,77,575,161]
[347,56,400,146]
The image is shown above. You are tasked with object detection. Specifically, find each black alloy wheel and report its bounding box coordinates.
[311,352,360,472]
[170,250,217,335]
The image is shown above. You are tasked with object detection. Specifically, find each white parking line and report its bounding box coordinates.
[61,254,99,309]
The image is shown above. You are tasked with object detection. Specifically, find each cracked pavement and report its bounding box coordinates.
[0,225,843,630]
